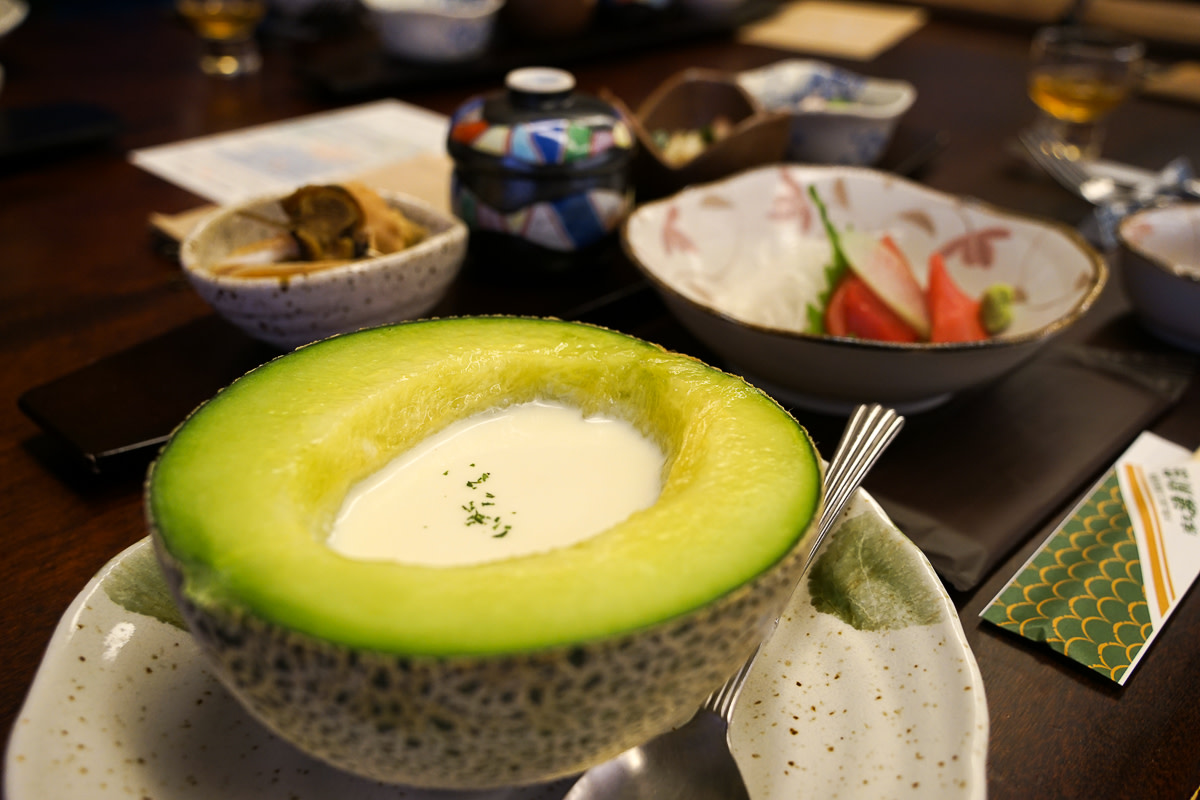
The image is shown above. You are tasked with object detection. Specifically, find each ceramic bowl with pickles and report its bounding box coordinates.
[180,183,467,350]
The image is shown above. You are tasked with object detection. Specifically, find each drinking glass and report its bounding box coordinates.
[1027,25,1144,160]
[177,0,267,78]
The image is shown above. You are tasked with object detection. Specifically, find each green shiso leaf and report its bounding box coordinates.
[807,513,944,631]
[103,543,188,630]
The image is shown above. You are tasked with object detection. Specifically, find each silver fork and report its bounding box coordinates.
[703,403,905,720]
[1019,128,1130,206]
[565,404,905,800]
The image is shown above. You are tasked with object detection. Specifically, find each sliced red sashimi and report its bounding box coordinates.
[840,230,931,339]
[928,252,987,343]
[840,276,921,343]
[824,277,850,337]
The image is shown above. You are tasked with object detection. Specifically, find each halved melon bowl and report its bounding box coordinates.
[145,316,823,789]
[622,164,1108,413]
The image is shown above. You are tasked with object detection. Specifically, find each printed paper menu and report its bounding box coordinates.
[130,99,449,206]
[982,431,1199,685]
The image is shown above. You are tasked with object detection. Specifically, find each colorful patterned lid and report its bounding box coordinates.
[447,67,635,176]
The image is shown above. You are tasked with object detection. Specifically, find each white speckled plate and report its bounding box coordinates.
[4,490,987,800]
[3,539,574,800]
[729,490,988,799]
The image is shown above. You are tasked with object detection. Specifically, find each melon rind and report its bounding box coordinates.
[146,316,822,788]
[153,525,809,787]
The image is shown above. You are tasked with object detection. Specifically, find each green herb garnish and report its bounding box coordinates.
[807,185,852,335]
[461,470,514,538]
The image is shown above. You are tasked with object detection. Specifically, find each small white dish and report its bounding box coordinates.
[1118,202,1200,352]
[5,490,985,800]
[622,163,1107,413]
[737,59,916,166]
[364,0,504,64]
[731,489,988,800]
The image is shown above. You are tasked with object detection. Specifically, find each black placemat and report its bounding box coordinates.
[572,284,1197,592]
[864,345,1195,590]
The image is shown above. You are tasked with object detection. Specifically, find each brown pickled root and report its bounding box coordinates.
[343,181,428,254]
[281,184,367,260]
[202,184,429,279]
[213,258,355,279]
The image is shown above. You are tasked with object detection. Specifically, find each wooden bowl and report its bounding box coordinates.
[607,68,789,201]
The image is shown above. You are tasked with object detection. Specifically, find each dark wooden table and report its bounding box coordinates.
[3,4,1200,799]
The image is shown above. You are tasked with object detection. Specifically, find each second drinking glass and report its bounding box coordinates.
[1027,25,1144,160]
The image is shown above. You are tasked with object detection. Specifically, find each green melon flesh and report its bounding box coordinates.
[147,317,821,657]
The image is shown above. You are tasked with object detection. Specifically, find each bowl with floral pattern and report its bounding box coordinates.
[621,164,1107,413]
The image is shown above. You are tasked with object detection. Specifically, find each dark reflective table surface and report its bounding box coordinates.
[2,5,1200,798]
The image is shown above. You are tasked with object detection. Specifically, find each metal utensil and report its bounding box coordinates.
[1020,128,1132,205]
[1021,127,1200,206]
[564,403,905,800]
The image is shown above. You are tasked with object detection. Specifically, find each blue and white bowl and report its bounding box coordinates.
[737,59,916,166]
[363,0,504,64]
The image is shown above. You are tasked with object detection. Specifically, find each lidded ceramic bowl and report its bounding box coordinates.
[447,67,637,271]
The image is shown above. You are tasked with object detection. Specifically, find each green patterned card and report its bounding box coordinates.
[981,432,1193,685]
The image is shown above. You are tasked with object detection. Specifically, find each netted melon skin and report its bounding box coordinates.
[152,528,812,789]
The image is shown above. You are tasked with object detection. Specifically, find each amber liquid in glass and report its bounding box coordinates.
[177,0,266,42]
[1028,67,1130,124]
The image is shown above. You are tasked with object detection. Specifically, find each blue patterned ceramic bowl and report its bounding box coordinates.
[737,59,915,166]
[447,68,636,270]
